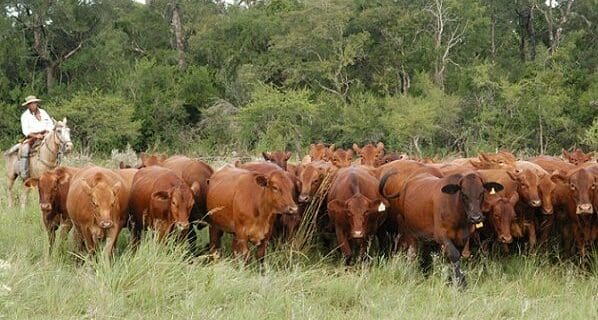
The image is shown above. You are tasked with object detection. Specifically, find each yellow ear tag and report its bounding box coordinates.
[490,188,496,195]
[378,203,386,212]
[475,222,484,229]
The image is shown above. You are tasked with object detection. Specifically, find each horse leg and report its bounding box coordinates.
[7,174,16,208]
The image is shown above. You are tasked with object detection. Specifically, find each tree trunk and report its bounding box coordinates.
[171,0,186,70]
[528,6,536,61]
[491,7,496,62]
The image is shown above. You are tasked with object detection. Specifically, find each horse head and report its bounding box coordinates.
[50,117,73,153]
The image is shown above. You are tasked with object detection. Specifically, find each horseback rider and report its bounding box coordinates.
[19,95,54,179]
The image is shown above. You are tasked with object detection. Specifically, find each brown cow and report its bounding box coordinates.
[66,167,129,256]
[129,166,199,244]
[550,166,597,256]
[470,151,517,169]
[238,161,302,240]
[374,152,407,167]
[309,143,334,161]
[353,142,385,166]
[206,166,298,262]
[24,166,80,253]
[297,160,336,204]
[162,156,213,247]
[136,152,167,168]
[396,168,503,286]
[327,165,389,264]
[562,148,593,166]
[481,192,519,244]
[330,148,354,168]
[262,151,292,170]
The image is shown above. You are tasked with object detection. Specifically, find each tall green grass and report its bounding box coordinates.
[1,162,597,319]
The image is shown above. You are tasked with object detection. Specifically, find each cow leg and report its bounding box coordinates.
[80,227,96,255]
[538,214,554,246]
[59,219,73,245]
[232,236,250,264]
[103,226,122,258]
[418,242,433,276]
[527,223,537,252]
[335,228,352,265]
[256,238,270,264]
[461,238,471,259]
[442,239,466,288]
[208,227,223,259]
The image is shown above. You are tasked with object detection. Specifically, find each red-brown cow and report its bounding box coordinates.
[129,166,199,243]
[330,148,354,168]
[397,168,503,286]
[238,161,302,240]
[481,192,519,244]
[66,167,129,256]
[25,166,80,253]
[162,156,213,249]
[562,148,593,166]
[550,166,597,256]
[327,165,389,264]
[206,166,298,262]
[136,152,167,168]
[297,160,336,204]
[262,151,292,170]
[309,143,334,161]
[373,152,407,167]
[353,142,385,166]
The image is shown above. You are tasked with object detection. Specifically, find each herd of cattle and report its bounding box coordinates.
[18,143,598,286]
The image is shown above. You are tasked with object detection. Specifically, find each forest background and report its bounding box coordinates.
[0,0,596,157]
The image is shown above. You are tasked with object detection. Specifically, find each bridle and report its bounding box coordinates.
[38,123,72,169]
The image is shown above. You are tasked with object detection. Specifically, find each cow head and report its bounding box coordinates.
[119,161,132,169]
[328,194,388,239]
[537,174,556,214]
[563,148,593,166]
[27,168,73,215]
[309,143,333,161]
[136,152,167,169]
[353,142,385,166]
[374,152,407,167]
[82,174,122,229]
[256,171,298,215]
[551,168,596,214]
[442,173,504,224]
[472,151,517,169]
[482,193,518,244]
[507,168,541,207]
[262,151,292,170]
[297,162,334,203]
[150,182,198,232]
[331,149,353,168]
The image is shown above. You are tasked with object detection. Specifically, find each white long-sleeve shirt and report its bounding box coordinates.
[21,108,54,137]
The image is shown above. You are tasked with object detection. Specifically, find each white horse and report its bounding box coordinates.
[4,118,73,208]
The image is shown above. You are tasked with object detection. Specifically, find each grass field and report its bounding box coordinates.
[0,159,597,319]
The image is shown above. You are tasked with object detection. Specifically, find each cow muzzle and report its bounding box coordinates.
[351,230,364,239]
[99,220,113,229]
[576,203,593,215]
[468,213,484,224]
[40,203,52,212]
[175,222,189,231]
[499,234,513,244]
[529,200,541,207]
[298,195,310,203]
[284,205,298,215]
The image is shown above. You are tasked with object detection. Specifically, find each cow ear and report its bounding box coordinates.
[352,143,360,153]
[562,149,570,159]
[376,142,385,153]
[506,169,522,181]
[284,151,292,161]
[255,174,268,187]
[479,152,491,162]
[483,182,504,193]
[112,181,123,196]
[158,153,167,163]
[262,151,271,161]
[57,170,71,185]
[347,149,354,158]
[441,184,461,194]
[328,144,335,152]
[301,155,312,165]
[190,181,200,196]
[327,199,346,213]
[24,178,38,188]
[550,170,568,183]
[470,159,484,169]
[234,160,241,168]
[369,198,388,213]
[152,191,170,202]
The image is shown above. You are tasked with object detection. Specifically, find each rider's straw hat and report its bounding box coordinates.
[21,95,42,107]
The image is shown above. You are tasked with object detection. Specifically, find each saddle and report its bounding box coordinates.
[4,139,42,158]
